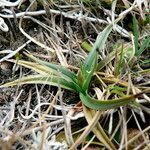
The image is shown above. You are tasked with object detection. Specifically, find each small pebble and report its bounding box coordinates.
[0,61,13,75]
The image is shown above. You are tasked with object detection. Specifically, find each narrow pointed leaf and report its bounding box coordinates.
[93,23,114,52]
[136,36,150,56]
[25,53,77,82]
[7,59,82,92]
[80,23,114,91]
[0,75,78,91]
[81,50,97,91]
[9,59,52,75]
[79,92,142,110]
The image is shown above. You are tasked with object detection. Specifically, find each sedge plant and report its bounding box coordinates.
[0,23,147,111]
[1,17,150,150]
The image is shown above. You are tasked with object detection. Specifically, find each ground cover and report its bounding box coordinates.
[0,0,150,149]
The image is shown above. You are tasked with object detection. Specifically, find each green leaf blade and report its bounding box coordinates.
[81,50,98,91]
[80,23,114,91]
[0,75,78,92]
[133,15,139,54]
[79,92,138,110]
[25,53,77,82]
[136,36,150,56]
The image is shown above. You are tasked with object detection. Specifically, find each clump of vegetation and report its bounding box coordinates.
[0,0,149,149]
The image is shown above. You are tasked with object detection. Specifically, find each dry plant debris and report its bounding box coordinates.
[0,0,150,149]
